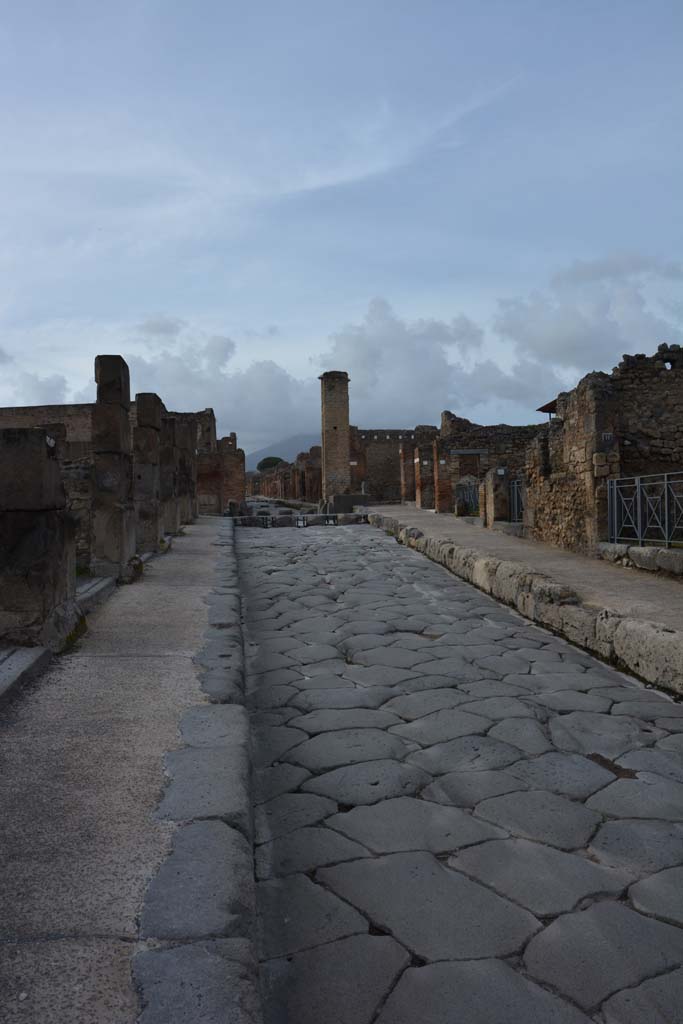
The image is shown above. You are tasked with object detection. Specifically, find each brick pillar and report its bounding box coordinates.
[133,393,163,554]
[91,355,136,579]
[160,416,180,535]
[415,444,435,509]
[0,427,80,649]
[320,371,351,500]
[434,440,453,513]
[218,436,246,511]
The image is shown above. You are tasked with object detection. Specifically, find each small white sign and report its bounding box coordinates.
[349,460,358,466]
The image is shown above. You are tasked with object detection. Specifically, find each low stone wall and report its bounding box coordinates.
[598,542,683,579]
[368,512,683,696]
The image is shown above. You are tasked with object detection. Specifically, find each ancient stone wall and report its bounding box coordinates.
[247,446,321,504]
[320,371,351,498]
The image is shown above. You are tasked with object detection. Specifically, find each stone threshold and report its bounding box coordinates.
[368,512,683,697]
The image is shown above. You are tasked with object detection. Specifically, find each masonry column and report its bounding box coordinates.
[0,427,80,649]
[91,355,136,579]
[415,444,435,509]
[320,370,351,500]
[160,416,180,535]
[133,393,163,554]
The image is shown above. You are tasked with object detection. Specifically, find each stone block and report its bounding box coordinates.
[0,428,64,511]
[135,392,163,430]
[627,545,659,571]
[656,547,683,575]
[92,401,130,452]
[95,354,130,408]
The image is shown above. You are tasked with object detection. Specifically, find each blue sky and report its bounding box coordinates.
[1,1,681,450]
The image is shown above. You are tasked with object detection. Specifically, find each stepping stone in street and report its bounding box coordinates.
[301,759,431,805]
[422,769,527,807]
[474,790,601,850]
[257,874,366,959]
[261,934,409,1024]
[326,796,506,854]
[376,958,591,1024]
[283,728,414,772]
[524,901,683,1010]
[318,852,539,961]
[255,826,370,879]
[449,837,627,916]
[507,751,615,799]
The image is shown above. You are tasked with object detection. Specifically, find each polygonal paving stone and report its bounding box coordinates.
[550,711,664,758]
[253,668,303,688]
[252,709,300,728]
[253,764,312,803]
[658,733,683,753]
[290,686,396,712]
[617,748,683,783]
[301,759,431,805]
[510,673,612,693]
[629,864,683,925]
[303,659,348,677]
[589,685,656,702]
[475,653,534,675]
[376,959,591,1024]
[354,647,432,669]
[283,728,413,772]
[418,658,495,681]
[319,852,539,960]
[290,708,402,733]
[488,719,552,754]
[611,700,683,720]
[257,874,366,959]
[602,966,683,1024]
[381,688,473,720]
[475,790,601,849]
[251,685,298,709]
[407,735,521,774]
[255,826,369,879]
[531,690,612,713]
[342,664,421,687]
[586,775,683,820]
[292,675,355,690]
[457,696,538,719]
[337,620,393,637]
[326,796,506,853]
[422,769,527,807]
[338,635,395,654]
[589,819,683,879]
[450,838,626,915]
[524,900,683,1010]
[389,709,492,746]
[288,644,340,665]
[507,752,615,799]
[252,726,308,769]
[459,679,531,698]
[255,793,337,843]
[261,934,409,1024]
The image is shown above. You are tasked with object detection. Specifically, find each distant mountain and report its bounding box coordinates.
[245,433,321,471]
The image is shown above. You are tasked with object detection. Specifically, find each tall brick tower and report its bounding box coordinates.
[319,370,351,499]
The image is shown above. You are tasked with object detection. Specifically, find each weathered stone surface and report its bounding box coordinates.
[354,646,431,668]
[475,790,601,849]
[376,959,591,1024]
[157,747,250,835]
[343,664,420,687]
[531,690,612,713]
[587,775,683,820]
[550,711,663,758]
[602,967,683,1024]
[290,708,402,733]
[252,726,308,769]
[257,874,366,959]
[301,759,430,805]
[422,769,527,807]
[291,686,395,711]
[319,852,539,961]
[253,765,311,803]
[407,735,522,774]
[381,688,473,719]
[255,793,337,843]
[450,838,626,915]
[261,935,409,1024]
[507,751,615,799]
[284,728,412,772]
[524,901,683,1010]
[141,821,253,939]
[389,708,491,745]
[612,699,683,719]
[293,675,354,690]
[133,940,261,1024]
[589,819,683,879]
[326,796,505,853]
[629,864,683,925]
[488,718,552,754]
[256,826,369,879]
[617,747,683,783]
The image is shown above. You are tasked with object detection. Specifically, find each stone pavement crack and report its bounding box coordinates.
[242,523,683,1024]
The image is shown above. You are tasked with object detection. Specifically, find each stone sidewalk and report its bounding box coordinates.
[242,525,683,1024]
[0,518,257,1024]
[367,504,683,694]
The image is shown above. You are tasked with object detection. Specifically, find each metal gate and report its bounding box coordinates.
[509,479,524,523]
[607,471,683,547]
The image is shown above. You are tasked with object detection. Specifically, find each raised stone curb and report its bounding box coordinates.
[0,646,52,704]
[368,513,683,696]
[134,519,263,1024]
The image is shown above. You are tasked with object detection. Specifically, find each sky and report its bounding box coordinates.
[0,0,681,452]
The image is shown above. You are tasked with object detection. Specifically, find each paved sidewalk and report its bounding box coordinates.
[368,505,683,630]
[242,525,683,1024]
[0,519,257,1024]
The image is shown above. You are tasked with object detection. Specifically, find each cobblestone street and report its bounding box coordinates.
[242,525,683,1024]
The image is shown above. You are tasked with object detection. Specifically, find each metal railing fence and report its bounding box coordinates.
[607,471,683,547]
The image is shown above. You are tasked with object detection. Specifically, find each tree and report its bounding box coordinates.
[257,456,285,472]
